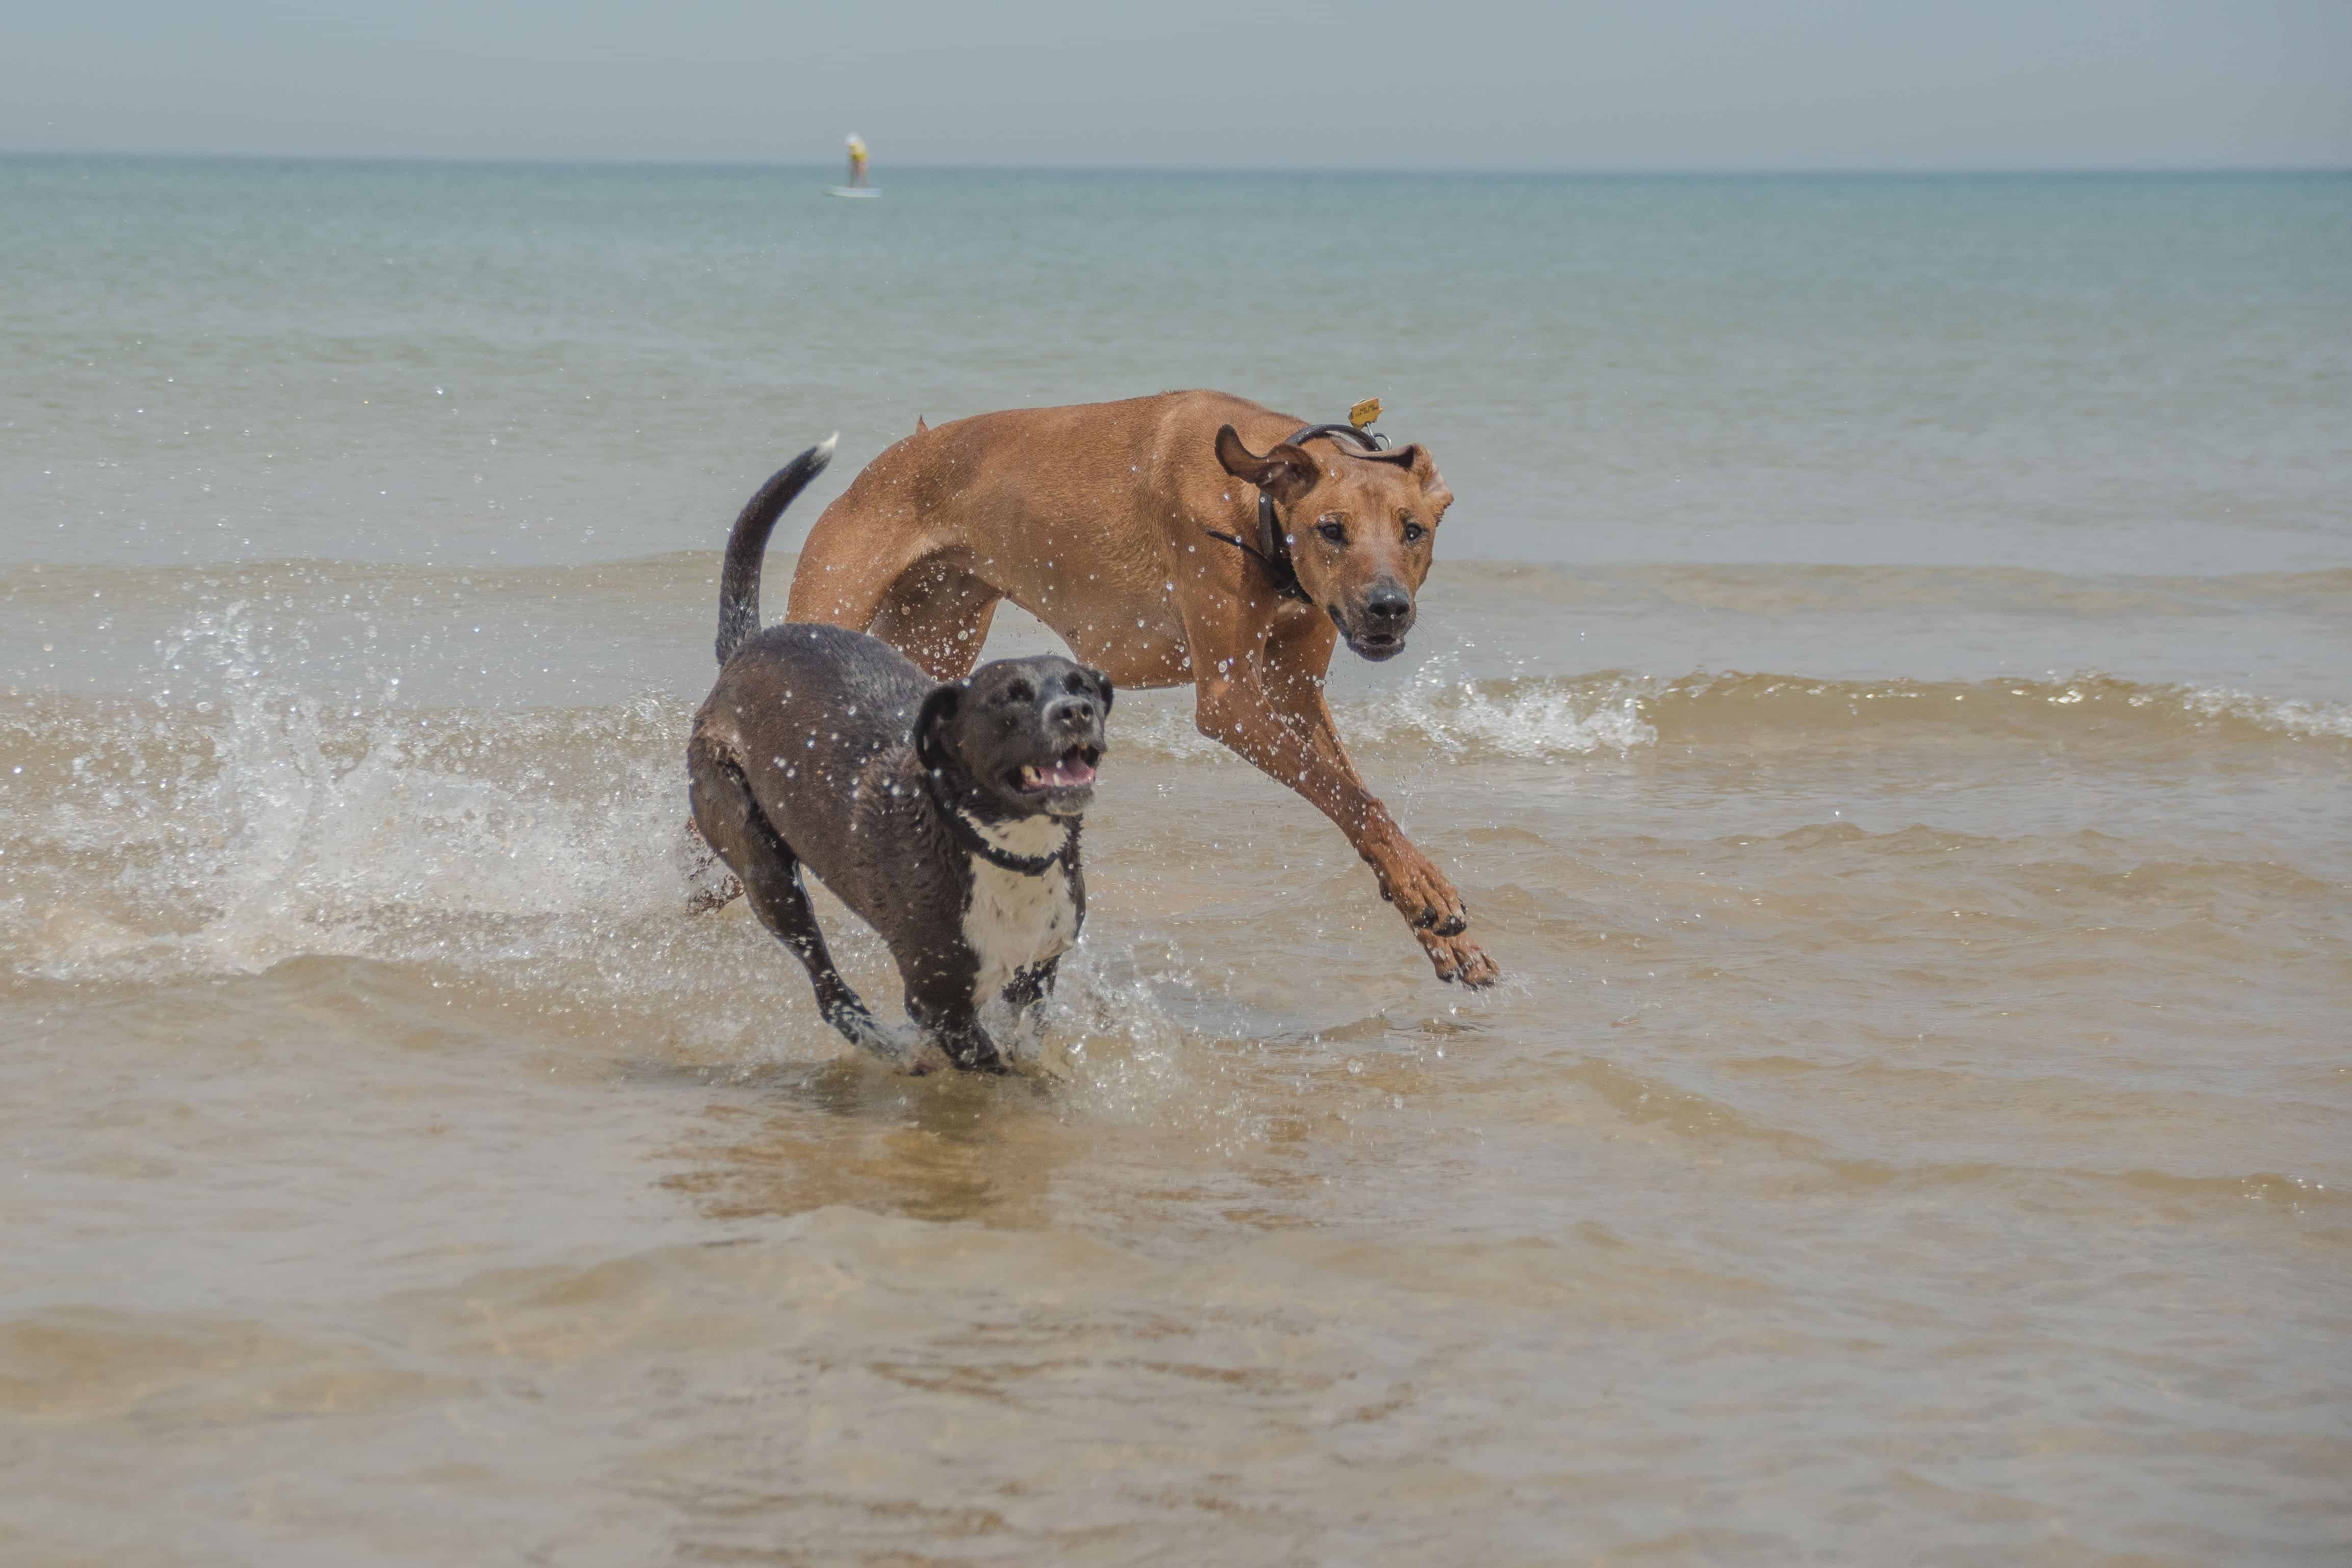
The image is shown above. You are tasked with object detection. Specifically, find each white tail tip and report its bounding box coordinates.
[816,431,839,460]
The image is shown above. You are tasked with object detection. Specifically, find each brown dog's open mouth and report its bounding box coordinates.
[1331,606,1409,662]
[1012,746,1100,794]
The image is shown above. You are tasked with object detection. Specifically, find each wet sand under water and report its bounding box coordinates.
[3,556,2349,1565]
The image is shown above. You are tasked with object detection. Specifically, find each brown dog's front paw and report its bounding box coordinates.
[1418,929,1501,989]
[1373,853,1469,937]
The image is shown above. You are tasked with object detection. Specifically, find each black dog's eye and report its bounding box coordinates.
[1065,673,1088,694]
[1316,518,1348,545]
[1003,681,1034,704]
[1402,517,1426,544]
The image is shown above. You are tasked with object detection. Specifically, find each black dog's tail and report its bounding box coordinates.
[716,433,838,665]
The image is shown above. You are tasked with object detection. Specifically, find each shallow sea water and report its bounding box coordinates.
[2,159,2349,1565]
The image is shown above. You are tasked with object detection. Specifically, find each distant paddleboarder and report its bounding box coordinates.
[828,134,879,198]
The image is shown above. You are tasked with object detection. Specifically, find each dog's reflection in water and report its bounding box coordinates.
[656,1057,1077,1228]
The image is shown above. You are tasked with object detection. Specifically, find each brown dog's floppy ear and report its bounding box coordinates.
[1364,441,1450,512]
[1359,441,1436,482]
[1214,425,1322,505]
[915,683,963,773]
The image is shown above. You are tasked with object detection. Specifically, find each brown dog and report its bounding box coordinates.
[771,390,1497,987]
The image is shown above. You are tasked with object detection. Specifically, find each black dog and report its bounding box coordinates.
[687,437,1112,1073]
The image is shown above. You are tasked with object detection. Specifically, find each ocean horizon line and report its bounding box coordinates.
[5,147,2348,179]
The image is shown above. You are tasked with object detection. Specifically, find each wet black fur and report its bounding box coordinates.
[688,442,1111,1072]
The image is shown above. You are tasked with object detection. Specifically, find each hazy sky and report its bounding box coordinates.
[4,1,2347,169]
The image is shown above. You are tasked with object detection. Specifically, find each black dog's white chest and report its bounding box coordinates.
[959,819,1080,1002]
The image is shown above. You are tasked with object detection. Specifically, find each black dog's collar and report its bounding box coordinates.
[1202,421,1392,605]
[924,768,1076,876]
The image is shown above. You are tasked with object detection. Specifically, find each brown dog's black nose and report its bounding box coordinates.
[1047,695,1097,731]
[1364,585,1412,625]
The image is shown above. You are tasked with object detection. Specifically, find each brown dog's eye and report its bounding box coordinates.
[1316,519,1347,545]
[1402,518,1426,544]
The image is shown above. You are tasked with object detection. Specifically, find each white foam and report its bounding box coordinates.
[1352,675,1657,758]
[2179,684,2352,741]
[1112,670,1658,764]
[8,602,693,983]
[1,603,1235,1099]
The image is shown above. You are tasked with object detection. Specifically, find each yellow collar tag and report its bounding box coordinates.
[1348,397,1382,430]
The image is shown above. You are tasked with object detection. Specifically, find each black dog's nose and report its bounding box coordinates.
[1047,696,1097,730]
[1364,586,1412,625]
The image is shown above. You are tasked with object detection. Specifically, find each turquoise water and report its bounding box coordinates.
[6,157,2348,571]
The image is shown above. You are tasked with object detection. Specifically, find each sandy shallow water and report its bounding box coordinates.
[5,558,2349,1565]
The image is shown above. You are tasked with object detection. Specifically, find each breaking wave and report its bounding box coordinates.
[1119,669,2351,762]
[3,600,2343,1001]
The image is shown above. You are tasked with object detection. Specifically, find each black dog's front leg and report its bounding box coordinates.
[1003,958,1059,1018]
[995,958,1065,1069]
[903,963,1006,1074]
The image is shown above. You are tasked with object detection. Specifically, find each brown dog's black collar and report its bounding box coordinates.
[924,768,1076,876]
[1203,421,1391,606]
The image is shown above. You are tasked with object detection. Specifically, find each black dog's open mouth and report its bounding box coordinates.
[1011,745,1100,794]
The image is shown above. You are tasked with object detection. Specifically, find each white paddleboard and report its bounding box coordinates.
[825,186,880,199]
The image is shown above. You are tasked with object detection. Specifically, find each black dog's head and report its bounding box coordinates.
[916,655,1112,820]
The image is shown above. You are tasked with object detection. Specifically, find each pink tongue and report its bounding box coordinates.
[1040,757,1097,788]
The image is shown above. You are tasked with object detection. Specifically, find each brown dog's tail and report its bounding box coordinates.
[716,433,837,665]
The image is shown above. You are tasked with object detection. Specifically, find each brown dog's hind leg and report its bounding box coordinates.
[782,494,939,633]
[688,750,940,1072]
[783,505,1004,680]
[869,559,1002,682]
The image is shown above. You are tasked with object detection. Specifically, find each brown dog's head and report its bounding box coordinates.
[1214,425,1452,662]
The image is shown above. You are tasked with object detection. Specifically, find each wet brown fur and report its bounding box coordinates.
[781,390,1497,986]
